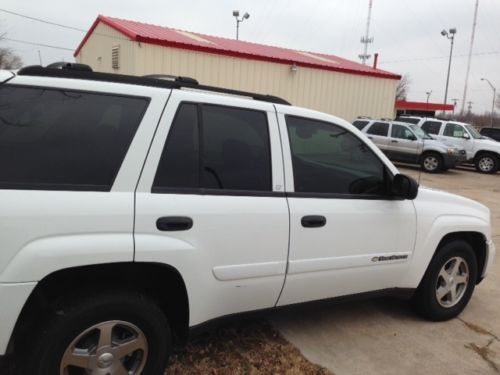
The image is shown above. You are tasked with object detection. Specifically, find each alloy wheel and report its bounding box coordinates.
[435,256,469,308]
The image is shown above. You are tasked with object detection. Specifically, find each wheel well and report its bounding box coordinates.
[475,151,500,161]
[436,232,487,283]
[7,262,189,354]
[420,151,443,161]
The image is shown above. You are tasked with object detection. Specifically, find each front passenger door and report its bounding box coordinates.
[277,113,416,306]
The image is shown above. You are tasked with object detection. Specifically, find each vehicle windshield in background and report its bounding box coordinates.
[464,124,482,139]
[408,124,433,140]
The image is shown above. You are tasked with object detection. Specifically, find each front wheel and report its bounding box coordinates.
[475,153,499,174]
[421,152,443,173]
[19,290,171,375]
[412,240,478,321]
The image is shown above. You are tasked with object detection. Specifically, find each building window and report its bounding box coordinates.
[112,45,120,70]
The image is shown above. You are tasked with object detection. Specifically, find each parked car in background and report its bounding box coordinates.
[397,116,500,174]
[480,127,500,142]
[354,119,465,173]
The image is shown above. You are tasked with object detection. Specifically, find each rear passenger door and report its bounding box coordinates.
[134,91,289,326]
[365,122,390,153]
[389,124,421,163]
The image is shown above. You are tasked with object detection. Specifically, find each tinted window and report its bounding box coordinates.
[0,85,148,190]
[444,123,466,138]
[201,105,271,191]
[352,120,369,130]
[391,124,416,140]
[286,116,387,195]
[153,104,199,189]
[154,103,272,192]
[421,121,441,135]
[367,122,389,136]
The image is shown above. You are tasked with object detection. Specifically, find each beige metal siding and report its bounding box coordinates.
[75,23,137,75]
[77,25,397,121]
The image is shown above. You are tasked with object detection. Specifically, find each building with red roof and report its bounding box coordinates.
[75,15,402,121]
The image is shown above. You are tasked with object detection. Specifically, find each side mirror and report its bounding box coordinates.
[463,132,470,139]
[391,174,419,200]
[408,134,417,141]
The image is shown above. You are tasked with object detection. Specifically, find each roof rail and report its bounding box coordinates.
[16,66,291,105]
[46,62,93,72]
[142,74,199,85]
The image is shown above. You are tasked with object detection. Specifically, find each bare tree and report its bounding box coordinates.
[0,31,23,69]
[396,74,411,101]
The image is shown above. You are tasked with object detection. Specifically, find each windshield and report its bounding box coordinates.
[464,124,482,139]
[408,124,433,140]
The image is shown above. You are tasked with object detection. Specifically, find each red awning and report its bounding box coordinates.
[395,100,454,111]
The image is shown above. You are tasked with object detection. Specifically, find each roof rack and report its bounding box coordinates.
[16,65,291,105]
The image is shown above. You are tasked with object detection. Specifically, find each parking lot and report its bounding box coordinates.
[273,165,500,375]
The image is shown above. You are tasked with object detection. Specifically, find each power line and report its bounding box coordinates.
[2,37,74,51]
[0,8,86,32]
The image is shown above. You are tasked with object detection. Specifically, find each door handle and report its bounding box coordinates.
[301,215,327,228]
[156,216,193,231]
[391,139,398,143]
[368,136,373,140]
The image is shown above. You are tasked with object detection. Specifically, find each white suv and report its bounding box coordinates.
[398,116,500,174]
[0,65,495,375]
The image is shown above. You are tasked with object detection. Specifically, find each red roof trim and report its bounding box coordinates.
[75,16,401,80]
[395,100,454,111]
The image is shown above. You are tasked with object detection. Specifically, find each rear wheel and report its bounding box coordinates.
[412,240,477,321]
[19,290,171,375]
[475,153,499,174]
[421,152,443,173]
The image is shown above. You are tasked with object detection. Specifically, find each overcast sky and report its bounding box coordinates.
[1,0,499,114]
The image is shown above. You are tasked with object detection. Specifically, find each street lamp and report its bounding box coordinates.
[426,91,432,104]
[233,10,250,40]
[481,78,497,127]
[441,28,457,106]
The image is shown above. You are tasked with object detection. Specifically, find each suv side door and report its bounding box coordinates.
[389,123,421,163]
[441,122,475,160]
[134,91,289,326]
[276,108,416,306]
[365,121,390,153]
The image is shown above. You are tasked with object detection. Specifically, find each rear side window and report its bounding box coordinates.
[153,103,272,192]
[367,122,389,136]
[421,121,441,135]
[0,85,148,191]
[352,120,369,130]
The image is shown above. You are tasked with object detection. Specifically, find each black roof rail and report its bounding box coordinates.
[16,66,291,105]
[46,62,93,72]
[142,74,199,85]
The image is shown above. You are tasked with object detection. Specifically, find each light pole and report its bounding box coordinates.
[441,28,457,106]
[233,10,250,40]
[426,91,432,103]
[481,78,496,127]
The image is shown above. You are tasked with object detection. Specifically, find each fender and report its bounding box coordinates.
[0,233,133,283]
[399,214,490,288]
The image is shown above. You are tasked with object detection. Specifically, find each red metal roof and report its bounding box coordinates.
[395,100,454,111]
[75,15,401,80]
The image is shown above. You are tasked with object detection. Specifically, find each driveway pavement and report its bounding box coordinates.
[272,166,500,375]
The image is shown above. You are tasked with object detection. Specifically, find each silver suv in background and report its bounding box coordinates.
[397,116,500,174]
[353,119,466,173]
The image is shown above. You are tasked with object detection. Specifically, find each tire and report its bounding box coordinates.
[18,290,171,375]
[412,240,478,321]
[421,152,443,173]
[475,153,499,174]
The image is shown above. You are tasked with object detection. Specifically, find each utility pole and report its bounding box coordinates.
[426,91,432,103]
[481,78,496,127]
[359,0,374,65]
[467,101,473,114]
[451,98,459,116]
[37,50,43,65]
[461,0,479,114]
